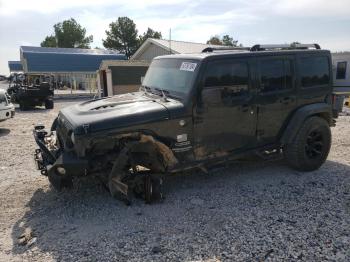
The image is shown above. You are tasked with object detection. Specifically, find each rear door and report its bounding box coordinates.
[255,55,297,145]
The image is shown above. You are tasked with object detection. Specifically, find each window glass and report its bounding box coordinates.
[336,61,347,79]
[285,60,293,90]
[0,95,5,103]
[143,58,198,95]
[0,94,7,105]
[300,56,330,87]
[260,59,289,93]
[204,60,249,97]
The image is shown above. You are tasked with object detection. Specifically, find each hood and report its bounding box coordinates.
[59,92,185,135]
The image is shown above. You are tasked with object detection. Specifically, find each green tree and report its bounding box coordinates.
[222,34,238,46]
[207,34,240,46]
[290,41,301,48]
[41,18,93,48]
[103,17,139,58]
[206,36,223,45]
[41,36,57,47]
[139,27,162,46]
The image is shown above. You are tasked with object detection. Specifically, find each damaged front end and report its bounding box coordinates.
[33,119,179,204]
[33,122,88,190]
[32,92,187,204]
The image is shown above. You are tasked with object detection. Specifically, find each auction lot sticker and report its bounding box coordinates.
[180,62,197,72]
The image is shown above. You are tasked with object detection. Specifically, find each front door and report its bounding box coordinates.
[193,58,257,159]
[255,56,297,145]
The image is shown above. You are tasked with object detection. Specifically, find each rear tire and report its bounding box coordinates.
[284,116,331,171]
[45,99,54,109]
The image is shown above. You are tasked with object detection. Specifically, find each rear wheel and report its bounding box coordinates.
[284,116,331,171]
[45,99,54,109]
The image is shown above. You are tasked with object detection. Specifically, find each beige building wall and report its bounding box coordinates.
[113,85,140,95]
[136,43,170,62]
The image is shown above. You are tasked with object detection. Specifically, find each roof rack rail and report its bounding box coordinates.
[202,46,251,53]
[250,43,321,51]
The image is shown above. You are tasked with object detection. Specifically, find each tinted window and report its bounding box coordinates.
[260,59,292,93]
[0,94,8,105]
[300,56,330,87]
[336,61,347,79]
[204,60,249,97]
[285,60,293,89]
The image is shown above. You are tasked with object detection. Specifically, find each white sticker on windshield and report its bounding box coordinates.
[180,62,197,72]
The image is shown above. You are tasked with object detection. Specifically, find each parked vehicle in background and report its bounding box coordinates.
[0,75,7,81]
[0,89,15,122]
[332,52,350,111]
[33,43,340,204]
[8,74,54,110]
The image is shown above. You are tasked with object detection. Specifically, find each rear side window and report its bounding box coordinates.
[204,60,249,97]
[300,56,330,88]
[259,59,293,93]
[336,61,347,79]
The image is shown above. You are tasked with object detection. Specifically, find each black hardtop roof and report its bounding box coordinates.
[155,49,331,62]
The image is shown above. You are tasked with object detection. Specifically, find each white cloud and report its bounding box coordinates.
[273,0,350,17]
[78,8,260,47]
[0,0,190,16]
[0,0,349,74]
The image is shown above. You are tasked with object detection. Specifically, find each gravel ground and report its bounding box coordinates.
[0,101,349,262]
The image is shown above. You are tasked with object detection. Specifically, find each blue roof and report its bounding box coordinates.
[8,61,23,72]
[20,46,126,73]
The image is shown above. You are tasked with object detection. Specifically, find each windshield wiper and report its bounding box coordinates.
[140,85,152,94]
[154,88,169,102]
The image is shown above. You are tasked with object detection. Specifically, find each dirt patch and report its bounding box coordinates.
[0,100,349,261]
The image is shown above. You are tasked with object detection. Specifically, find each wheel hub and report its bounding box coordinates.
[305,129,323,159]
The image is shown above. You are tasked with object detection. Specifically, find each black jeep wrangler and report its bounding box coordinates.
[33,43,338,204]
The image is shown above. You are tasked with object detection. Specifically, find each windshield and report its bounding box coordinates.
[142,58,199,96]
[0,93,8,106]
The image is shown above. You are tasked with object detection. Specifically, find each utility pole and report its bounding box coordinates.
[169,28,172,54]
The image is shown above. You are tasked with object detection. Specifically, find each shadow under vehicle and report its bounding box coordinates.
[33,43,343,204]
[8,74,54,110]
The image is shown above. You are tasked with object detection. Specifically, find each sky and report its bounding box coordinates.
[0,0,350,74]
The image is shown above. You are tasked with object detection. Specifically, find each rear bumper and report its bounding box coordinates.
[33,125,88,189]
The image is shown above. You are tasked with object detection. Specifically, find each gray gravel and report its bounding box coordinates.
[0,100,349,262]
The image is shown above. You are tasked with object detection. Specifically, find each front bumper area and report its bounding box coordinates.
[33,125,88,190]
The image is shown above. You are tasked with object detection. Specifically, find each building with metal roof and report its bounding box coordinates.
[97,60,149,97]
[19,46,126,92]
[131,38,222,61]
[20,46,126,73]
[8,61,23,72]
